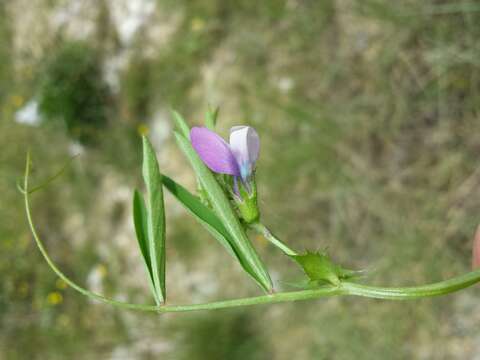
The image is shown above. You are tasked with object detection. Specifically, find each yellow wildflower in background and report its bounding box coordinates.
[47,291,63,305]
[96,264,108,277]
[137,123,150,136]
[191,17,206,32]
[11,95,24,108]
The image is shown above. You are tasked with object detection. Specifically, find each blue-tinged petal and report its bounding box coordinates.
[229,126,260,179]
[190,127,240,176]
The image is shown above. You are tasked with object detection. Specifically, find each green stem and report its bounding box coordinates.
[342,271,480,299]
[23,153,480,314]
[250,222,297,256]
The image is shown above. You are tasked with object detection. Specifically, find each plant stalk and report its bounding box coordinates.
[23,153,480,314]
[250,222,298,256]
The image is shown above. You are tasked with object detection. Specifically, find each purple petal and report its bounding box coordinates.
[190,127,240,176]
[229,126,260,179]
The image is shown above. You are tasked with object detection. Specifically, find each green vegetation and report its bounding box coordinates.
[2,0,480,359]
[38,41,111,144]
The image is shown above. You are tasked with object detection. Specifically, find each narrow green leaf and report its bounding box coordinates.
[142,136,166,303]
[171,110,211,206]
[162,175,236,257]
[174,132,273,292]
[205,105,219,130]
[133,190,151,272]
[133,189,160,304]
[171,110,191,138]
[162,175,268,285]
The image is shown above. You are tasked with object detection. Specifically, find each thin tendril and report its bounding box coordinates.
[18,153,79,194]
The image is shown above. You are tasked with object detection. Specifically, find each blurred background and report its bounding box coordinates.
[2,0,480,359]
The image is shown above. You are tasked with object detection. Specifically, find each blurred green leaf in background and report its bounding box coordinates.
[38,41,111,144]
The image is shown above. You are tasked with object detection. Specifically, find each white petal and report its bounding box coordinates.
[229,126,260,167]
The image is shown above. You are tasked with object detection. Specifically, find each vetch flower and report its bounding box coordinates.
[190,126,259,181]
[190,126,261,223]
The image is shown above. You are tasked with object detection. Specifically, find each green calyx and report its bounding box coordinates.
[234,178,260,224]
[291,251,359,286]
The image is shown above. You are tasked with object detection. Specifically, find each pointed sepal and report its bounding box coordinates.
[291,251,360,286]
